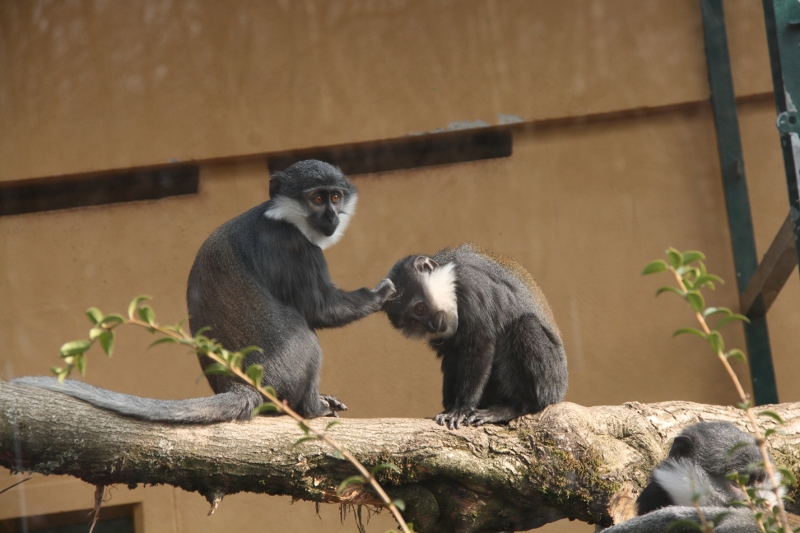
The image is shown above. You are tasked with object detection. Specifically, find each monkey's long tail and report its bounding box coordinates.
[11,376,261,423]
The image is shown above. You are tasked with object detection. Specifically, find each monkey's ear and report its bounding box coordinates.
[269,173,285,199]
[668,435,694,459]
[413,256,439,274]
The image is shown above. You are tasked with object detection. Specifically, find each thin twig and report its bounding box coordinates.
[125,316,412,533]
[0,476,32,496]
[670,268,790,532]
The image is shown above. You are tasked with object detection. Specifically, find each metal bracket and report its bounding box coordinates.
[776,112,800,133]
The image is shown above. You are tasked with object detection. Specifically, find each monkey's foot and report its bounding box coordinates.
[465,407,517,427]
[434,408,474,430]
[320,395,348,415]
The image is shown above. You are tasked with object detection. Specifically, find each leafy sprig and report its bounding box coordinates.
[54,296,412,533]
[643,248,791,532]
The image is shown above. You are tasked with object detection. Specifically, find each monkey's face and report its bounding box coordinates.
[304,187,346,237]
[384,255,459,340]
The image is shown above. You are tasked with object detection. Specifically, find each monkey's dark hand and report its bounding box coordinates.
[320,394,348,417]
[434,408,474,430]
[373,278,396,302]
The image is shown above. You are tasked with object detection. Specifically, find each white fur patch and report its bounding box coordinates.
[652,459,712,506]
[264,193,357,250]
[422,262,458,338]
[757,470,784,506]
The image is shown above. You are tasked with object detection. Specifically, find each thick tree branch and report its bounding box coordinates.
[2,381,799,533]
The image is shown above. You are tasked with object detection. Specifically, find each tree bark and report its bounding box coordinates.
[1,381,799,533]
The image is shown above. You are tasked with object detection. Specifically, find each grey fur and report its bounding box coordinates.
[14,160,395,423]
[383,243,568,429]
[605,421,781,533]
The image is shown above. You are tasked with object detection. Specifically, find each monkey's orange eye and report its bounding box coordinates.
[331,193,341,203]
[414,303,426,314]
[312,195,324,204]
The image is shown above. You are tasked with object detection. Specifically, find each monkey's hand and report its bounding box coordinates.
[372,278,396,302]
[320,394,348,417]
[434,407,474,430]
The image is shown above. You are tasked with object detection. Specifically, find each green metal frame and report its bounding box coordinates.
[701,0,779,404]
[763,0,800,268]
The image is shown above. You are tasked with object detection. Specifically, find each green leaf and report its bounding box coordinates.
[685,291,705,313]
[98,331,114,357]
[60,340,91,357]
[673,327,707,340]
[708,331,724,353]
[261,385,277,398]
[203,363,232,376]
[656,286,685,298]
[641,260,668,275]
[391,499,406,512]
[703,307,730,318]
[681,250,706,264]
[137,305,155,325]
[193,326,212,337]
[298,422,311,435]
[370,463,400,476]
[251,402,278,417]
[99,314,124,328]
[725,349,747,364]
[331,450,343,459]
[717,314,751,328]
[293,436,317,447]
[779,467,797,486]
[765,428,776,438]
[128,295,152,319]
[148,336,178,349]
[336,476,365,494]
[667,247,683,269]
[693,274,724,289]
[246,364,264,386]
[85,307,103,325]
[75,354,87,376]
[89,327,105,340]
[759,410,784,424]
[239,345,264,356]
[325,420,341,430]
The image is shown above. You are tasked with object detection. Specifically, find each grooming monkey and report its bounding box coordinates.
[383,243,568,429]
[605,421,788,533]
[15,160,395,422]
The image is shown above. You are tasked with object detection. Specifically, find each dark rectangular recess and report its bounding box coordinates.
[267,127,513,175]
[0,164,199,217]
[0,504,134,533]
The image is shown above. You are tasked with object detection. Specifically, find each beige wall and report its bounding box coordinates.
[1,1,797,532]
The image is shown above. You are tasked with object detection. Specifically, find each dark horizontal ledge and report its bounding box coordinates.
[0,165,199,217]
[267,126,513,175]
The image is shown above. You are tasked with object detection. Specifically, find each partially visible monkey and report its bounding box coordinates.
[15,160,395,423]
[382,243,568,429]
[604,421,787,533]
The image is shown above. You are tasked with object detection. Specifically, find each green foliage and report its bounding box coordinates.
[644,248,794,533]
[49,295,412,533]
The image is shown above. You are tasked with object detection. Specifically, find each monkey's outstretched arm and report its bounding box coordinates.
[310,278,395,329]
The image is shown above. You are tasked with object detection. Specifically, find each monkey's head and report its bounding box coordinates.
[265,160,357,249]
[656,421,783,507]
[383,255,459,340]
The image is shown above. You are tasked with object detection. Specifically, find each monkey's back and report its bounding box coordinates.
[186,201,321,403]
[434,243,561,335]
